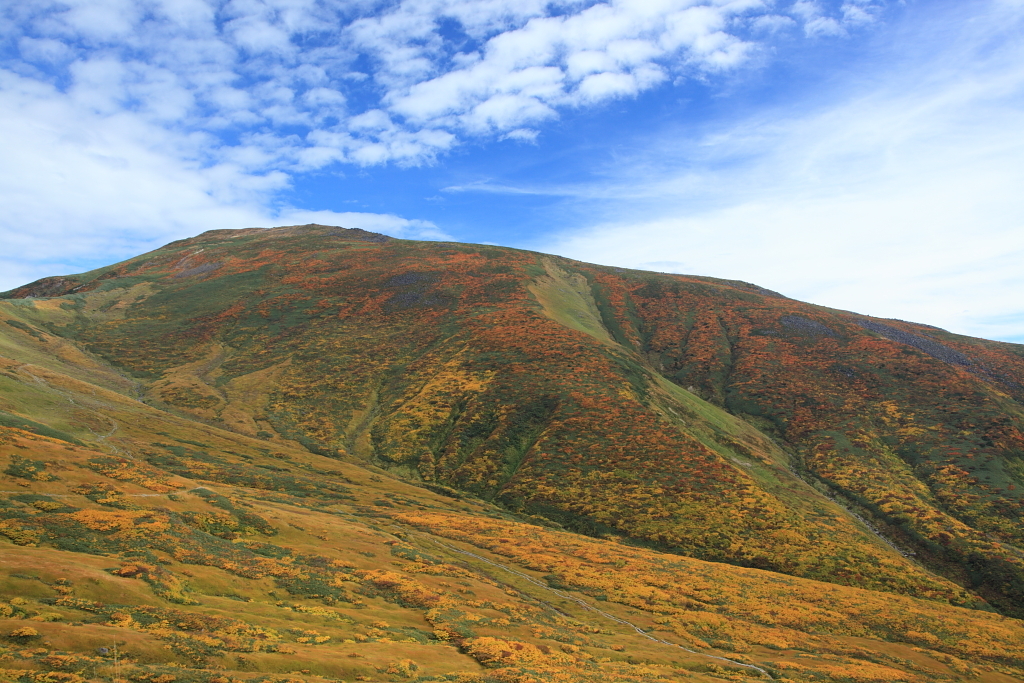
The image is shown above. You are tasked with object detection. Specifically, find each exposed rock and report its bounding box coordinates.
[857,319,972,367]
[780,315,836,337]
[2,276,84,299]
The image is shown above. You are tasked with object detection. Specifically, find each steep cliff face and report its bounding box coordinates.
[4,224,1024,620]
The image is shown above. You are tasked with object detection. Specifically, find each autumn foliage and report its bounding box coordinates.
[3,223,1024,682]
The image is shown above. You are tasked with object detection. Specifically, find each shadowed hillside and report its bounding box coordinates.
[2,224,1024,683]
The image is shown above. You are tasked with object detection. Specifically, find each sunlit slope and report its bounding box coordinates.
[582,270,1024,617]
[0,225,960,605]
[3,422,1024,683]
[0,318,958,683]
[3,223,1024,618]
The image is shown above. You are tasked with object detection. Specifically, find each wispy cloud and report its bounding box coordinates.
[2,0,833,173]
[0,51,447,288]
[1,0,874,288]
[442,180,569,195]
[272,209,449,241]
[534,1,1024,341]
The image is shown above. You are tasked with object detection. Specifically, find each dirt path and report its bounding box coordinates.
[16,364,128,458]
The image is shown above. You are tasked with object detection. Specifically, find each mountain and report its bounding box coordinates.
[2,223,1024,683]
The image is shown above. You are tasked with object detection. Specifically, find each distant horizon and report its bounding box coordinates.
[2,0,1022,342]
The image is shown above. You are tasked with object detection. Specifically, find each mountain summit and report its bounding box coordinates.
[2,224,1024,682]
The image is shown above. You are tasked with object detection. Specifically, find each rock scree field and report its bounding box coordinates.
[1,223,1024,682]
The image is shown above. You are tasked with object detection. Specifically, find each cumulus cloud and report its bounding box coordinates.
[0,0,875,288]
[1,0,822,174]
[378,0,762,133]
[0,63,448,291]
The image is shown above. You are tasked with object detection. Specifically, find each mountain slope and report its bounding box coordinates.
[3,419,1024,683]
[4,224,1024,681]
[1,223,1024,599]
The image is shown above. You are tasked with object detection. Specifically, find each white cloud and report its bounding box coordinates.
[18,37,74,64]
[750,15,797,33]
[790,0,881,37]
[0,66,449,291]
[534,2,1024,341]
[274,209,449,240]
[790,1,822,21]
[804,16,844,37]
[380,0,767,135]
[2,0,798,172]
[0,0,880,291]
[842,3,876,26]
[577,71,643,102]
[500,127,539,142]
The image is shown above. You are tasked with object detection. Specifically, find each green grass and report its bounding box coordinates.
[0,408,84,446]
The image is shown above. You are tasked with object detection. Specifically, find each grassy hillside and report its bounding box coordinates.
[3,423,1024,683]
[2,223,1024,682]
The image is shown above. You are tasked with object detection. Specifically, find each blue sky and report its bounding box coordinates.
[2,0,1023,341]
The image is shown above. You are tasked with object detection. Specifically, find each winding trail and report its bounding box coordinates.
[16,364,128,458]
[416,533,774,679]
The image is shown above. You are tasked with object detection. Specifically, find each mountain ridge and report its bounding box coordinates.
[2,223,1024,683]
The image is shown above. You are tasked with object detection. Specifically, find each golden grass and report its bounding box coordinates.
[1,419,1022,682]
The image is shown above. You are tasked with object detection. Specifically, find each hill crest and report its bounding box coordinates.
[2,224,1024,682]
